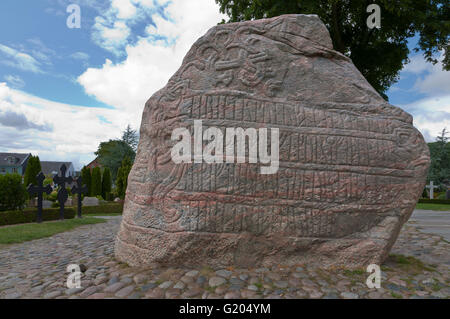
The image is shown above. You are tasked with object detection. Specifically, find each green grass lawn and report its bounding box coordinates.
[83,212,122,217]
[0,217,106,245]
[416,203,450,211]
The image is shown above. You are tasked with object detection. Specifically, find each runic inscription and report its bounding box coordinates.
[115,14,430,269]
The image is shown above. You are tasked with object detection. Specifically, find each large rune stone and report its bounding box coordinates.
[115,14,430,269]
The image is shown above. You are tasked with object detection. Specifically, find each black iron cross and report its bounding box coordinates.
[71,177,88,218]
[53,164,73,220]
[27,172,52,223]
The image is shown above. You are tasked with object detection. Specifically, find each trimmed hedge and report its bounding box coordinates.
[82,203,124,215]
[0,173,27,211]
[418,199,450,205]
[0,208,76,226]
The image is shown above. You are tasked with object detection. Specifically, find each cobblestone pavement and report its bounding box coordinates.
[0,213,448,299]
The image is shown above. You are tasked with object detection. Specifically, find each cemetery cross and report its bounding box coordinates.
[27,172,52,223]
[53,164,73,220]
[71,177,88,218]
[426,181,438,200]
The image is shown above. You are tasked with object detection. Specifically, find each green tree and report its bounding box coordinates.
[81,166,92,196]
[102,167,112,200]
[95,140,135,181]
[427,128,450,188]
[0,173,27,211]
[91,167,102,197]
[215,0,449,99]
[24,155,42,187]
[116,156,133,199]
[122,124,139,152]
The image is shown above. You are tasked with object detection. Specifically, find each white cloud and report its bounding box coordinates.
[26,38,56,65]
[403,52,450,96]
[0,0,225,170]
[91,0,153,55]
[89,0,202,56]
[399,94,450,142]
[0,82,130,170]
[4,75,25,88]
[92,17,131,55]
[0,44,42,73]
[395,52,450,141]
[112,0,137,19]
[79,0,226,129]
[403,54,430,74]
[414,67,450,97]
[70,52,90,60]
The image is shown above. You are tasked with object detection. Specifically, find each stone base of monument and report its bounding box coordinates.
[115,211,407,269]
[114,14,429,269]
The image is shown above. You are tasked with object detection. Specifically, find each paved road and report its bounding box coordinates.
[410,210,450,242]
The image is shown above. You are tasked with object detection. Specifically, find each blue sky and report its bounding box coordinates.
[0,0,448,170]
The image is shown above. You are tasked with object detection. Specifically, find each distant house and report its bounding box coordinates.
[86,157,102,169]
[41,161,75,177]
[0,153,31,176]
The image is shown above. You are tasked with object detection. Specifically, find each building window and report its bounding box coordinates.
[0,168,5,174]
[12,167,17,173]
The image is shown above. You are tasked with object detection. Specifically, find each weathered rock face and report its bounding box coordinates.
[115,14,430,269]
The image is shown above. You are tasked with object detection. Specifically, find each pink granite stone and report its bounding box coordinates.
[115,14,430,269]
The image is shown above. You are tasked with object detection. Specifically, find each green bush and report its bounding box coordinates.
[81,166,92,196]
[23,155,41,188]
[43,177,53,187]
[0,173,27,211]
[102,167,112,200]
[91,167,102,197]
[436,192,447,200]
[111,187,119,200]
[117,157,132,199]
[45,190,58,202]
[0,207,76,226]
[103,192,112,201]
[82,203,123,215]
[418,199,450,205]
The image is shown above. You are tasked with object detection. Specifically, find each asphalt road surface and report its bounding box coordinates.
[411,210,450,242]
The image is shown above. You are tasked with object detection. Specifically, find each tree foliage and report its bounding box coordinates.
[24,155,42,187]
[102,167,112,200]
[122,124,139,152]
[0,173,27,211]
[91,167,102,197]
[95,140,135,181]
[116,156,133,199]
[215,0,449,99]
[427,128,450,189]
[81,166,92,196]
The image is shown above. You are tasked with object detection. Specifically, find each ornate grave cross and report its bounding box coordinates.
[27,172,52,223]
[53,164,73,220]
[426,181,438,200]
[71,177,88,218]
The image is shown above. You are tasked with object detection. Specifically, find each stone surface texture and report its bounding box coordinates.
[82,197,99,207]
[115,14,430,269]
